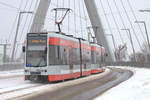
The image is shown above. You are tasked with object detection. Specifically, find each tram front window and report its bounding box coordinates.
[26,33,47,67]
[26,46,47,67]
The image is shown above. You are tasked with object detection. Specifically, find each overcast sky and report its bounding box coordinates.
[0,0,150,56]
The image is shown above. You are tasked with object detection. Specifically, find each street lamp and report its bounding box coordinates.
[11,11,33,61]
[135,21,150,52]
[121,28,136,62]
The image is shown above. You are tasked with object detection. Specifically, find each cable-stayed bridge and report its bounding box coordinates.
[0,0,150,63]
[0,1,150,100]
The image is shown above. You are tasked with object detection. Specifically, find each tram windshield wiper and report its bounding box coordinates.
[35,53,47,67]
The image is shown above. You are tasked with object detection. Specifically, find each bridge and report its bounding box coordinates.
[0,0,149,68]
[0,0,150,100]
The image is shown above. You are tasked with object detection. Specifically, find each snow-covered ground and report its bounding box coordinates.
[0,69,23,77]
[95,66,150,100]
[0,68,111,100]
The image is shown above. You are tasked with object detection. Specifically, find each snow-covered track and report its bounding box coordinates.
[10,68,133,100]
[0,84,43,95]
[0,68,111,100]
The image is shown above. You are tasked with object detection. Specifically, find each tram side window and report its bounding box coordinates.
[101,53,105,63]
[85,50,91,64]
[72,48,80,64]
[49,45,56,65]
[49,45,61,65]
[91,51,96,64]
[81,49,91,64]
[96,51,101,64]
[59,46,69,65]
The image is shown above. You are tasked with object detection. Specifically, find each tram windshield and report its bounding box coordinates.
[26,33,47,67]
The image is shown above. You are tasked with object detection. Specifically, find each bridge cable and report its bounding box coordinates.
[7,1,23,41]
[20,0,34,41]
[126,0,146,42]
[105,0,124,44]
[14,0,31,57]
[98,0,117,45]
[113,0,129,39]
[7,1,24,58]
[67,0,70,34]
[73,0,77,37]
[120,0,142,50]
[78,0,84,39]
[82,0,89,40]
[27,0,39,33]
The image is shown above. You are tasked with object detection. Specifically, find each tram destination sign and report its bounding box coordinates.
[27,33,47,45]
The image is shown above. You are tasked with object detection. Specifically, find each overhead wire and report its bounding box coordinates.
[50,2,87,21]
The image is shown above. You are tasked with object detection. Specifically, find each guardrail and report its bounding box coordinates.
[105,61,150,68]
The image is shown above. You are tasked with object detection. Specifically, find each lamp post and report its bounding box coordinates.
[135,21,150,52]
[11,11,33,61]
[121,29,136,62]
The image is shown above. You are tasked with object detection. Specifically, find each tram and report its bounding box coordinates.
[23,32,106,82]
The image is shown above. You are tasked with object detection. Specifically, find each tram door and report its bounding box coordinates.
[69,46,73,73]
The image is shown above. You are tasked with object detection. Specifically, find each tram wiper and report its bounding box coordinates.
[35,54,46,67]
[35,58,43,67]
[35,48,47,67]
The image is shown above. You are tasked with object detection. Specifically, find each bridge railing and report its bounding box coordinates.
[105,61,150,68]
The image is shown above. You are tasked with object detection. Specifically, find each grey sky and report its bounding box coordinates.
[0,0,150,56]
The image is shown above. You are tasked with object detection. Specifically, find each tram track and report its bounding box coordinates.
[14,68,133,100]
[0,68,111,100]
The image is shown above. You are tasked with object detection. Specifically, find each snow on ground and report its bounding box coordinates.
[95,66,150,100]
[0,69,23,77]
[0,68,111,100]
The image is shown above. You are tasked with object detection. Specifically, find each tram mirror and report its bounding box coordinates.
[22,46,25,52]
